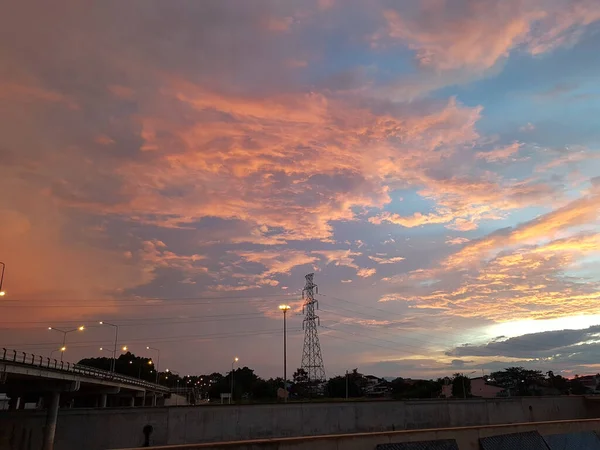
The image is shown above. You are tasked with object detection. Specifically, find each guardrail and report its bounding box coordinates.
[1,348,170,393]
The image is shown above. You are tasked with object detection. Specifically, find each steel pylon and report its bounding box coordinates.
[301,273,325,383]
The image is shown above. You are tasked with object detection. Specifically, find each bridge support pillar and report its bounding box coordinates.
[42,391,60,450]
[152,394,157,406]
[8,396,19,410]
[100,393,107,408]
[129,396,135,407]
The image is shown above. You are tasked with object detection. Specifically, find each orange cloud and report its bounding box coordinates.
[234,250,318,284]
[0,79,78,109]
[381,187,600,321]
[379,0,600,72]
[313,249,376,277]
[95,134,115,145]
[476,142,522,162]
[368,255,405,264]
[48,80,488,244]
[371,173,557,231]
[107,84,135,99]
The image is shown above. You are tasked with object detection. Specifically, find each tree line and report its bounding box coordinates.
[76,353,598,401]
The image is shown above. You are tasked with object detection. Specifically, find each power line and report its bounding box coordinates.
[0,312,269,328]
[4,327,304,349]
[0,293,297,308]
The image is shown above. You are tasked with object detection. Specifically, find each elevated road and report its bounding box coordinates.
[0,348,170,450]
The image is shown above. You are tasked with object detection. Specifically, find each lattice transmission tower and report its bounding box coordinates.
[300,273,326,383]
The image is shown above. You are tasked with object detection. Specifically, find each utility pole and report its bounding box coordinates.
[279,305,291,402]
[301,273,326,390]
[0,261,6,296]
[345,370,349,400]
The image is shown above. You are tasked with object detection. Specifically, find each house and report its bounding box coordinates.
[364,375,390,397]
[573,375,600,393]
[441,377,505,398]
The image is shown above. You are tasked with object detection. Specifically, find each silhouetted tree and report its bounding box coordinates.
[326,370,365,398]
[491,367,544,396]
[390,377,441,399]
[452,373,471,398]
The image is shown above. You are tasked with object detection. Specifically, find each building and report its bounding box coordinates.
[574,375,600,393]
[441,377,505,398]
[364,375,390,397]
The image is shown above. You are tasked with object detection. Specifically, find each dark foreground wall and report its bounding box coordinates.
[115,419,600,450]
[0,396,592,450]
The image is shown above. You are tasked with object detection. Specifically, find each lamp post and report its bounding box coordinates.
[50,347,66,360]
[231,357,239,404]
[146,346,160,383]
[100,345,128,371]
[129,360,147,379]
[99,322,119,372]
[0,261,6,296]
[48,325,84,362]
[278,304,291,402]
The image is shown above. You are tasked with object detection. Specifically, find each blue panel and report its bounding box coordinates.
[543,431,600,450]
[480,431,549,450]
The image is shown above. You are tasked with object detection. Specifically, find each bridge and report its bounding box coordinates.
[0,348,170,450]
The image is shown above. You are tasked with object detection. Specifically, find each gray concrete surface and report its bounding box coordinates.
[114,418,600,450]
[0,396,592,450]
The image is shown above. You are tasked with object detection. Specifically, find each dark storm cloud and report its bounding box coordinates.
[447,325,600,359]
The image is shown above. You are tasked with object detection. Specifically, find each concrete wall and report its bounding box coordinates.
[116,418,600,450]
[0,396,592,450]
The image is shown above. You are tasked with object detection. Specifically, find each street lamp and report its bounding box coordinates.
[0,262,5,296]
[99,322,119,372]
[100,345,128,370]
[48,326,85,362]
[50,347,66,359]
[129,360,145,379]
[146,346,160,383]
[231,357,239,404]
[278,304,291,402]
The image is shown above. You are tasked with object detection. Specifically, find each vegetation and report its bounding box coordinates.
[76,354,599,402]
[451,373,471,398]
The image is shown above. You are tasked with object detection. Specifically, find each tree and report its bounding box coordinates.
[491,367,544,396]
[390,377,441,399]
[452,373,471,398]
[326,370,365,398]
[251,377,282,400]
[569,375,589,395]
[546,371,569,394]
[293,368,308,384]
[209,366,260,401]
[77,352,156,382]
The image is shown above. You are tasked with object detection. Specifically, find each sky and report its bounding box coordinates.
[2,0,600,380]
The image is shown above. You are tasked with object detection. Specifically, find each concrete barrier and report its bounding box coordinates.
[113,419,600,450]
[0,396,593,450]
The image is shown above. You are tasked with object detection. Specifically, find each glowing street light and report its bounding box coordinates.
[50,347,66,359]
[48,326,85,362]
[99,321,120,372]
[147,346,160,383]
[230,357,239,403]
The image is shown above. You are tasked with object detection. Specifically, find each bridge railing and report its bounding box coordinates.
[1,348,169,393]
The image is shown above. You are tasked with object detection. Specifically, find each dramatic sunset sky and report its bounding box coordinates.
[2,0,600,379]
